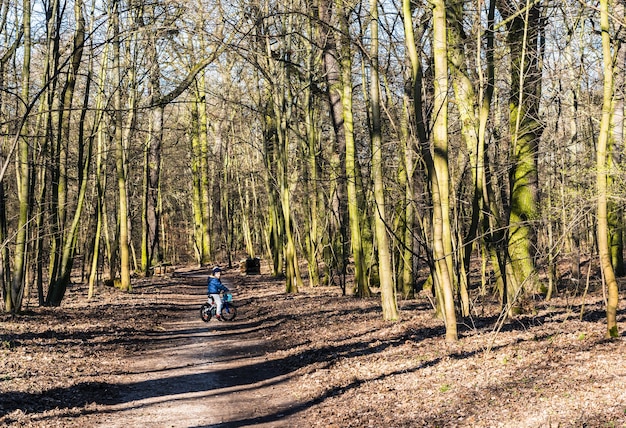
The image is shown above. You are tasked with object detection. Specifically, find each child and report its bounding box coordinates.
[207,267,229,319]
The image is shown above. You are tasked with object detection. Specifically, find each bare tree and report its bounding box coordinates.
[597,0,620,338]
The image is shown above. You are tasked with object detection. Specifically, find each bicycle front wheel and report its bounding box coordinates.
[220,303,237,321]
[200,303,212,322]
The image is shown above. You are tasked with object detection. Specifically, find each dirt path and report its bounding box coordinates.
[81,275,299,428]
[2,267,626,427]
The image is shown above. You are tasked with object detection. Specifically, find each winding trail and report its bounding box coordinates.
[85,274,298,428]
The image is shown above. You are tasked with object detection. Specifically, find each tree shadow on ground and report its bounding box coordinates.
[0,302,200,350]
[456,300,626,336]
[5,300,614,426]
[3,274,623,425]
[190,358,445,428]
[0,312,446,420]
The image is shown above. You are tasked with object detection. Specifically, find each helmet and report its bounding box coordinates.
[212,266,222,274]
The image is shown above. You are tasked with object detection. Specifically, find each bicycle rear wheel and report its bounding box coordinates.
[220,303,237,321]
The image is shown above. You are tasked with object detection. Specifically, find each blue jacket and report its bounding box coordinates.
[207,276,229,294]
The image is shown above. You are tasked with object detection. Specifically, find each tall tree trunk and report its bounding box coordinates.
[476,0,516,307]
[402,0,436,306]
[142,5,164,275]
[400,2,430,301]
[262,106,284,276]
[0,181,9,306]
[46,0,62,290]
[448,0,479,317]
[398,92,416,299]
[598,0,619,338]
[497,0,543,307]
[370,0,397,320]
[0,30,20,309]
[112,0,131,291]
[235,164,255,258]
[198,73,213,265]
[47,0,86,305]
[560,29,582,283]
[188,72,213,266]
[403,0,456,336]
[32,5,58,306]
[317,0,349,291]
[190,97,205,264]
[608,0,626,277]
[337,0,368,297]
[10,0,32,313]
[47,72,91,306]
[302,8,321,286]
[88,47,111,298]
[431,0,458,341]
[264,11,302,293]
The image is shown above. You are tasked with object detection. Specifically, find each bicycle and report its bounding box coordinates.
[200,292,237,322]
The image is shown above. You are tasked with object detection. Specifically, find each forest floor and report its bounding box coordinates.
[1,265,626,427]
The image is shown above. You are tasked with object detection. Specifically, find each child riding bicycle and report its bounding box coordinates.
[207,267,229,320]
